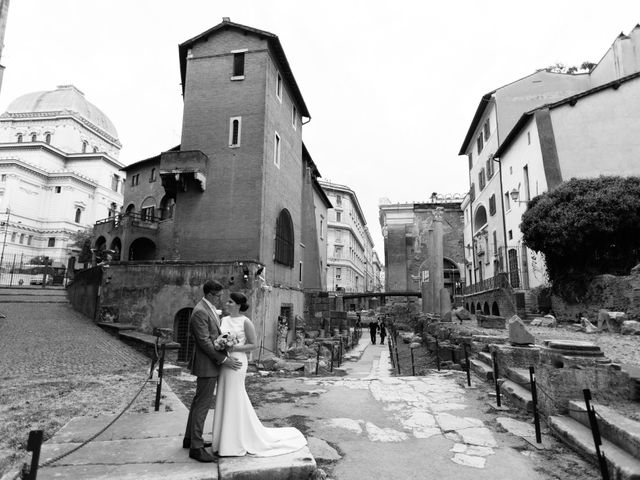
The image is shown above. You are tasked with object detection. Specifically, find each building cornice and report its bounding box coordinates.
[0,158,99,189]
[0,142,125,170]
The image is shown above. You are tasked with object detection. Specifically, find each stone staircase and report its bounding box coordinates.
[469,351,533,410]
[549,400,640,480]
[0,286,68,303]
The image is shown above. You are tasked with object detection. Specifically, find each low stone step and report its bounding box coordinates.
[568,400,640,460]
[500,379,533,411]
[549,415,640,480]
[504,367,531,389]
[476,351,493,366]
[470,358,493,381]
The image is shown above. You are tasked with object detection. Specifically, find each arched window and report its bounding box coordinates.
[45,133,51,144]
[275,209,294,267]
[150,168,156,182]
[75,208,82,223]
[141,197,156,222]
[93,146,98,153]
[31,133,37,142]
[82,140,88,153]
[16,133,23,143]
[159,195,175,220]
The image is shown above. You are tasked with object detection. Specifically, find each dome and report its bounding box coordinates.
[5,85,118,139]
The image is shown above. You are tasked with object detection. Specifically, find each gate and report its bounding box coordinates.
[174,308,194,362]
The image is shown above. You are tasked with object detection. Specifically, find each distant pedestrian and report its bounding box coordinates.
[369,321,378,344]
[378,321,386,345]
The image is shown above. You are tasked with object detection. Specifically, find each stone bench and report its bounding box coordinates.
[97,322,137,338]
[118,330,180,364]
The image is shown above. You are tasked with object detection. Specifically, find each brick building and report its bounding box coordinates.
[379,196,465,300]
[93,19,331,354]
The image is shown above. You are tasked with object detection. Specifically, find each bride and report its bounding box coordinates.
[212,292,307,457]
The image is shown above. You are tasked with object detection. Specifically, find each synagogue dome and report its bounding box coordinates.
[4,85,118,140]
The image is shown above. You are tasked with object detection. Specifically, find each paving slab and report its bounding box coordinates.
[37,463,218,480]
[218,446,316,480]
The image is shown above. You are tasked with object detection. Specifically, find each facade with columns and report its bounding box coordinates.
[0,85,124,274]
[378,195,465,306]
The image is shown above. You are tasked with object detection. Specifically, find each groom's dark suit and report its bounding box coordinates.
[184,297,228,451]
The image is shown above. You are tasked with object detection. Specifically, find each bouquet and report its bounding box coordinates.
[214,331,239,351]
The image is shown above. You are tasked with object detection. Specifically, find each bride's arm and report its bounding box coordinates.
[231,317,258,353]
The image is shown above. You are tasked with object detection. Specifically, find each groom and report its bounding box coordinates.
[184,280,241,462]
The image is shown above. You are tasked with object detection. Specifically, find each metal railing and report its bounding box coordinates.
[95,212,160,230]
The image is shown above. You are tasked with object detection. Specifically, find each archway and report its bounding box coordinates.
[174,308,194,362]
[470,303,475,314]
[128,237,157,261]
[125,204,135,214]
[491,301,500,316]
[474,205,488,233]
[476,302,482,313]
[483,302,490,315]
[109,238,122,261]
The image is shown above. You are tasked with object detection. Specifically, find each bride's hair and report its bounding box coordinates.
[230,292,249,312]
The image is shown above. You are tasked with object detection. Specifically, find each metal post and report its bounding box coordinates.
[529,366,542,443]
[0,208,10,267]
[492,351,501,407]
[10,253,16,286]
[154,344,166,411]
[388,338,395,368]
[583,389,610,480]
[22,429,43,480]
[395,344,401,375]
[435,339,441,371]
[338,336,343,367]
[330,345,334,373]
[410,346,416,376]
[464,343,471,387]
[315,343,321,375]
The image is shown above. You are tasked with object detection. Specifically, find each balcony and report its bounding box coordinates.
[94,212,159,237]
[160,150,208,196]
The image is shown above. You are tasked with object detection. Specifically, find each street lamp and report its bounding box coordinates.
[509,188,528,204]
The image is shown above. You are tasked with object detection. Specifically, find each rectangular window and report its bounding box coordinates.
[320,219,323,239]
[233,52,245,77]
[508,230,513,240]
[336,267,342,279]
[477,134,484,154]
[0,174,5,182]
[48,237,55,247]
[19,234,24,244]
[141,206,155,222]
[292,105,297,130]
[131,174,139,186]
[484,119,491,141]
[273,132,281,167]
[527,131,531,145]
[336,195,342,206]
[55,186,61,193]
[470,183,476,202]
[28,235,32,246]
[478,169,486,190]
[111,175,119,191]
[504,193,511,211]
[335,246,343,258]
[229,117,242,147]
[149,169,156,182]
[276,73,282,101]
[486,158,494,179]
[299,261,303,282]
[336,211,341,222]
[489,194,496,215]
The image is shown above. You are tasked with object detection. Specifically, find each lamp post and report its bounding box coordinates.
[0,208,10,266]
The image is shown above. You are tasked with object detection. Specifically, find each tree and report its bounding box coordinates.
[521,176,640,300]
[537,61,595,74]
[69,228,94,268]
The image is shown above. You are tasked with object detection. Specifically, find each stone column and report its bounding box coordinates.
[432,207,444,315]
[423,229,434,313]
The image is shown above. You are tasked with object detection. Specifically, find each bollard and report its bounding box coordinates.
[464,343,471,387]
[529,366,542,443]
[435,339,441,371]
[492,351,501,407]
[315,343,321,375]
[583,389,610,480]
[154,343,166,412]
[21,430,43,480]
[410,346,416,376]
[395,344,401,375]
[338,336,343,367]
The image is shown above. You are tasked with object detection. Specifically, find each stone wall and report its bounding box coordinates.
[551,267,640,322]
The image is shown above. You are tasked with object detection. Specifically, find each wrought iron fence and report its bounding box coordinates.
[0,253,68,287]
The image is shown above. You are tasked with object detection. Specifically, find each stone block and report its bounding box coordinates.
[621,320,640,335]
[441,310,453,322]
[477,314,506,329]
[598,310,626,332]
[507,315,535,346]
[541,315,557,327]
[453,307,472,321]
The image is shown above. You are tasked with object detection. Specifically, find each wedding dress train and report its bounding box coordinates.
[212,315,307,457]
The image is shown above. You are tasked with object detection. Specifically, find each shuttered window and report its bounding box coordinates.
[275,209,294,267]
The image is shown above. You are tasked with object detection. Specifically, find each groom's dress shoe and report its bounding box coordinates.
[189,447,218,463]
[183,438,212,449]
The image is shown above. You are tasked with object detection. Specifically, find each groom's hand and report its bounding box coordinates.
[223,356,242,370]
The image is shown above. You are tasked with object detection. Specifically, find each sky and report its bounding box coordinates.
[1,0,639,262]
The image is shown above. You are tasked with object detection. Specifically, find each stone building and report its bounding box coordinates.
[318,180,379,303]
[0,85,124,275]
[378,195,465,301]
[459,25,640,317]
[93,19,331,356]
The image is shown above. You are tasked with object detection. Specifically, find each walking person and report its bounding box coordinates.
[369,320,378,344]
[378,320,387,345]
[184,280,241,463]
[212,292,307,456]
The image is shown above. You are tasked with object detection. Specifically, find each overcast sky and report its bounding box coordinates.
[1,0,639,261]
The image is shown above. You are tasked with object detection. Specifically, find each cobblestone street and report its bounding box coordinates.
[0,302,147,379]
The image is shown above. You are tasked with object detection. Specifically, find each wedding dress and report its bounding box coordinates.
[212,315,307,457]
